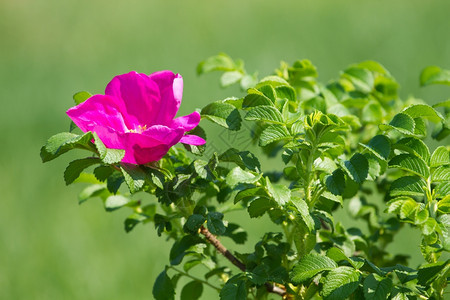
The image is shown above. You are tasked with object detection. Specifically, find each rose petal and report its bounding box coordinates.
[148,71,183,124]
[67,95,128,133]
[180,135,206,145]
[171,111,201,132]
[105,71,161,128]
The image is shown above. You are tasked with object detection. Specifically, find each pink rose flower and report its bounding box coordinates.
[67,71,205,164]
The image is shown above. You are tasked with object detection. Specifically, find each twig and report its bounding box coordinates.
[199,225,287,297]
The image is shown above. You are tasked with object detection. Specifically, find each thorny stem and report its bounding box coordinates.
[168,266,221,292]
[199,225,288,298]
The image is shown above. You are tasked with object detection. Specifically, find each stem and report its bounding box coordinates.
[168,266,221,292]
[199,225,287,297]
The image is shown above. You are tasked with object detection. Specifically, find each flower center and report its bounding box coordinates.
[128,124,148,133]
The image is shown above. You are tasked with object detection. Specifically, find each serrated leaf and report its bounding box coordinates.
[152,270,175,300]
[326,169,346,196]
[275,85,296,101]
[290,253,337,284]
[420,66,450,86]
[343,153,369,183]
[170,235,203,266]
[292,197,315,231]
[104,195,130,211]
[219,148,261,172]
[201,101,241,131]
[402,104,444,123]
[226,167,261,187]
[266,177,291,206]
[363,273,393,300]
[183,214,206,234]
[92,133,125,164]
[360,135,391,160]
[93,165,114,182]
[248,198,273,218]
[259,124,291,146]
[180,281,203,300]
[321,266,360,300]
[389,154,430,179]
[234,187,267,204]
[430,146,450,168]
[73,91,92,105]
[379,113,415,135]
[220,71,243,87]
[432,165,450,182]
[245,106,284,124]
[436,182,450,198]
[120,164,147,193]
[40,131,96,162]
[417,260,449,286]
[207,212,226,235]
[242,88,274,108]
[342,67,374,93]
[64,158,100,185]
[394,137,430,163]
[390,176,426,197]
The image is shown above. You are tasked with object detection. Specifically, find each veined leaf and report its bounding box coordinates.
[201,101,242,131]
[390,176,426,197]
[226,167,261,187]
[234,187,267,204]
[363,273,393,300]
[243,88,274,108]
[221,71,243,87]
[379,113,415,135]
[104,195,130,211]
[290,253,337,284]
[259,124,291,146]
[93,133,125,164]
[432,165,450,182]
[342,153,369,183]
[245,105,284,124]
[321,266,360,300]
[342,67,374,93]
[40,131,96,162]
[360,135,391,160]
[394,137,430,164]
[219,275,247,300]
[121,164,147,194]
[389,154,430,179]
[400,199,419,219]
[326,169,346,196]
[197,53,236,75]
[417,260,450,286]
[275,85,296,101]
[248,198,273,218]
[64,157,100,185]
[266,177,291,205]
[402,104,444,123]
[420,66,450,86]
[430,146,450,168]
[219,148,261,172]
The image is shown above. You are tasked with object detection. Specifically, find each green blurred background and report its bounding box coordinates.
[1,0,449,299]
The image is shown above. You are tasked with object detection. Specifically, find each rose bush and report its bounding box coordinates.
[67,71,205,164]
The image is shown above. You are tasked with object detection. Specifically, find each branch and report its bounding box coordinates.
[199,225,287,298]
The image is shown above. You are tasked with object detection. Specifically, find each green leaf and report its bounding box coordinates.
[93,165,114,182]
[104,195,130,211]
[360,135,391,160]
[92,133,125,164]
[170,235,203,266]
[379,113,415,135]
[363,274,393,300]
[342,153,369,183]
[245,106,284,124]
[197,53,236,75]
[275,85,296,101]
[432,165,450,182]
[430,146,450,168]
[266,177,291,205]
[417,260,449,286]
[73,91,92,105]
[207,212,226,235]
[389,154,430,179]
[342,67,374,93]
[402,104,444,123]
[180,281,203,300]
[201,101,241,131]
[326,169,346,196]
[290,253,337,284]
[248,198,273,218]
[390,176,426,197]
[120,164,147,194]
[326,247,362,269]
[242,88,274,108]
[259,124,291,146]
[394,137,430,163]
[221,71,243,87]
[219,148,260,172]
[436,182,450,198]
[226,167,261,187]
[234,187,267,204]
[152,270,175,300]
[292,197,315,231]
[40,132,96,162]
[183,214,206,234]
[78,184,106,204]
[420,66,450,86]
[219,276,247,300]
[321,266,360,300]
[64,158,100,185]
